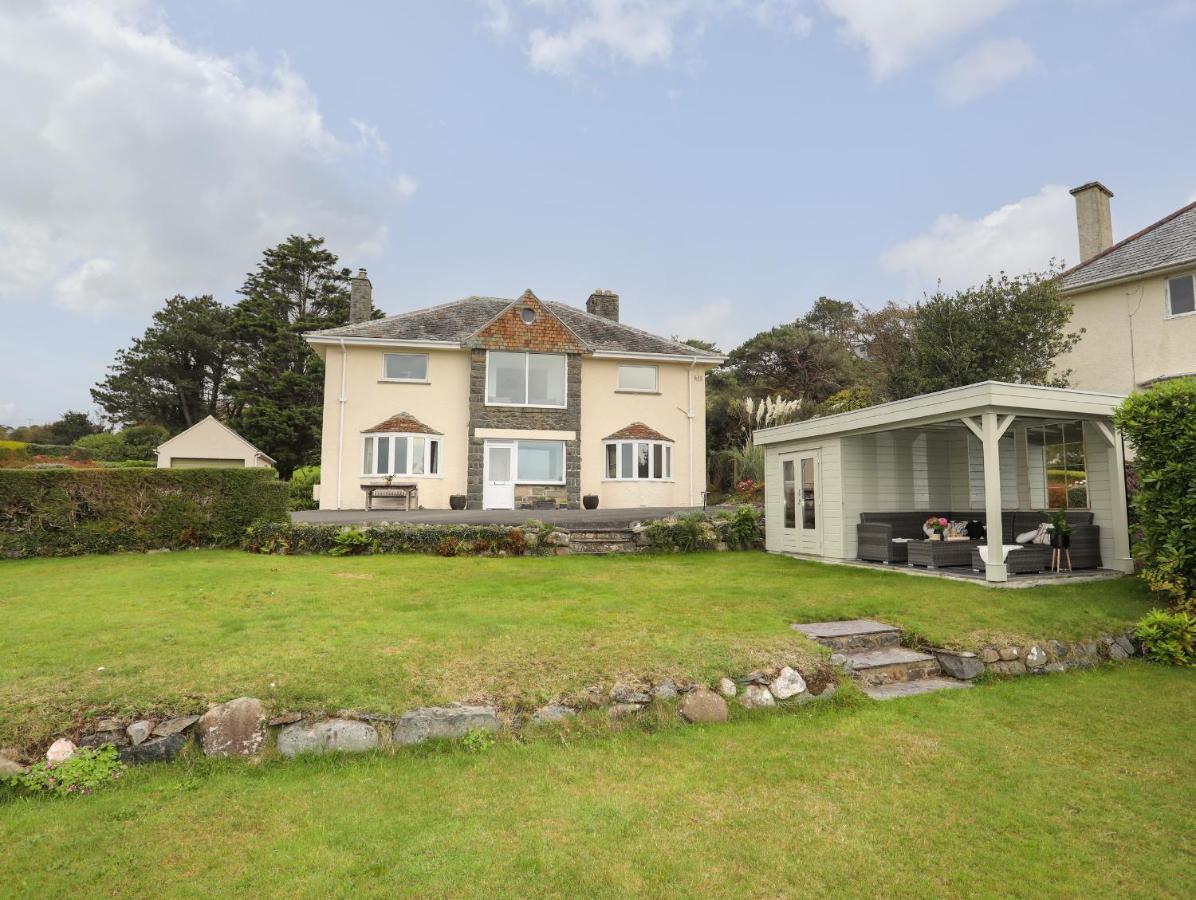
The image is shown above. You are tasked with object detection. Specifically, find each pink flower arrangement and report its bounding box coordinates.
[924,516,949,535]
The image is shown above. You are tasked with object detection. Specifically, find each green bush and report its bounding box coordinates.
[73,433,132,461]
[714,505,765,550]
[27,443,93,460]
[1114,378,1196,606]
[287,465,320,512]
[645,513,719,553]
[5,745,125,797]
[1134,609,1196,666]
[0,468,288,557]
[243,522,552,557]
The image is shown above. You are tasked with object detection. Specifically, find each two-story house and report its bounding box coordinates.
[1056,182,1196,393]
[304,274,722,510]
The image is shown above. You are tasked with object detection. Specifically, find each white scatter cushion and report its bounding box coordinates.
[947,521,969,538]
[1015,528,1040,544]
[923,523,935,538]
[1032,523,1053,545]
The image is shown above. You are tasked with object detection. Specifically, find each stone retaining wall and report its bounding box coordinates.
[930,629,1140,680]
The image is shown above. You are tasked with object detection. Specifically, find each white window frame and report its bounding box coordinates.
[602,439,673,481]
[616,364,658,393]
[361,432,441,478]
[1164,271,1196,319]
[484,351,567,408]
[514,439,566,485]
[380,353,430,383]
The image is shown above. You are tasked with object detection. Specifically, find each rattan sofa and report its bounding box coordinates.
[969,544,1053,575]
[856,510,1101,569]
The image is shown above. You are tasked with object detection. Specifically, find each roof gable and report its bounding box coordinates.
[463,290,587,354]
[155,415,274,462]
[604,422,673,442]
[362,412,442,434]
[1061,200,1196,292]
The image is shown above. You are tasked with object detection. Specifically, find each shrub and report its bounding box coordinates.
[6,745,125,797]
[1134,609,1196,666]
[27,443,93,460]
[287,465,320,512]
[330,526,377,557]
[1114,378,1196,605]
[0,468,288,557]
[646,513,718,553]
[73,432,133,461]
[715,505,764,550]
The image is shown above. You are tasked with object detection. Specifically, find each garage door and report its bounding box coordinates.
[169,458,246,468]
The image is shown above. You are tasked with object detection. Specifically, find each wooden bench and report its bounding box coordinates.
[362,483,418,511]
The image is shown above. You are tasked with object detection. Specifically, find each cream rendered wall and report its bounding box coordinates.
[155,417,271,468]
[1059,272,1196,393]
[579,357,710,508]
[317,345,471,510]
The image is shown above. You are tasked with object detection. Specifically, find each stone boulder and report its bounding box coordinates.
[678,689,728,724]
[610,683,651,704]
[126,720,153,746]
[607,703,644,721]
[933,650,984,680]
[717,678,737,698]
[998,647,1020,661]
[153,715,200,737]
[196,697,266,757]
[119,732,187,766]
[652,680,679,701]
[1108,642,1129,661]
[46,739,76,763]
[988,660,1027,676]
[769,667,807,700]
[0,753,26,776]
[531,704,575,723]
[979,648,1000,663]
[277,719,379,758]
[1113,635,1136,657]
[1024,645,1047,669]
[392,706,500,746]
[738,684,775,709]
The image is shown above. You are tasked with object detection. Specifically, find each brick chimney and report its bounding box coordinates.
[1069,182,1114,263]
[349,268,372,325]
[586,289,619,322]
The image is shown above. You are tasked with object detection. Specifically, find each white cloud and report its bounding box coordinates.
[395,174,418,199]
[479,0,514,36]
[0,0,398,316]
[880,184,1075,291]
[938,37,1036,105]
[660,298,740,349]
[820,0,1016,78]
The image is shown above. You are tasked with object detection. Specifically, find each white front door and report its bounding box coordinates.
[483,442,515,510]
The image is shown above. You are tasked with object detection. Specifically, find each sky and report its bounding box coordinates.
[1,0,1194,426]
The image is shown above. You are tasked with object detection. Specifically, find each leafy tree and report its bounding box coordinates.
[801,297,860,346]
[46,411,102,445]
[73,424,169,461]
[723,324,854,407]
[894,269,1081,398]
[228,235,352,477]
[92,296,235,431]
[679,337,722,354]
[856,303,918,401]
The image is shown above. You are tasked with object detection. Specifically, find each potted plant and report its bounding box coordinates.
[449,494,467,510]
[1048,510,1072,548]
[924,516,948,541]
[583,494,599,510]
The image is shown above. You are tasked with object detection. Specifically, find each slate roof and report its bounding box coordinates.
[1060,200,1196,292]
[604,422,673,442]
[362,412,441,435]
[306,295,722,359]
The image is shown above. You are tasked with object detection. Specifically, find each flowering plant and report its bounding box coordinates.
[924,516,949,535]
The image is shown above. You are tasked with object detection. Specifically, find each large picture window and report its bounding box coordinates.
[362,433,441,477]
[515,440,565,484]
[603,439,672,480]
[486,351,567,407]
[382,353,429,381]
[617,365,657,392]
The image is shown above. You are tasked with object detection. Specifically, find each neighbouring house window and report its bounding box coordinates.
[362,433,441,477]
[1166,273,1195,317]
[486,351,567,407]
[515,440,565,484]
[1041,422,1088,509]
[383,353,429,381]
[783,460,795,528]
[617,365,657,392]
[800,458,816,529]
[604,440,672,480]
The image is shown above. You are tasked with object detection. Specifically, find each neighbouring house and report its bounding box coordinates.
[303,272,723,510]
[754,381,1134,583]
[154,416,276,469]
[1056,182,1196,393]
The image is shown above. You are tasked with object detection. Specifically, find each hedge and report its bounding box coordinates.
[0,469,289,558]
[243,521,549,557]
[1114,377,1196,607]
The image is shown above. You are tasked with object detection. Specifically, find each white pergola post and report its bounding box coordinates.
[980,412,1008,582]
[1094,419,1135,574]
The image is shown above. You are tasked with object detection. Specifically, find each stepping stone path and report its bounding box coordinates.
[791,619,974,701]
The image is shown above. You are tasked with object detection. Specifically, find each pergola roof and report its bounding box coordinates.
[754,382,1127,446]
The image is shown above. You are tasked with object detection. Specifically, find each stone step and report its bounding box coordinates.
[791,619,902,652]
[845,647,941,686]
[860,678,975,701]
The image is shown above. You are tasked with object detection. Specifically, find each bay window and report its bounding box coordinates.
[486,351,567,407]
[604,439,672,480]
[362,433,441,477]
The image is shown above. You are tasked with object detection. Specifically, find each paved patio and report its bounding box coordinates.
[291,506,705,529]
[787,554,1127,588]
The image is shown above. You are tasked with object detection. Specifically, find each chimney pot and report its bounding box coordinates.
[1070,181,1114,263]
[349,268,373,325]
[586,289,619,322]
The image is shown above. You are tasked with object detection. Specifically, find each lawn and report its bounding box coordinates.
[2,664,1193,897]
[1,550,1156,746]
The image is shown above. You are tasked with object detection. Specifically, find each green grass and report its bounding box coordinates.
[1,551,1156,746]
[2,665,1193,897]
